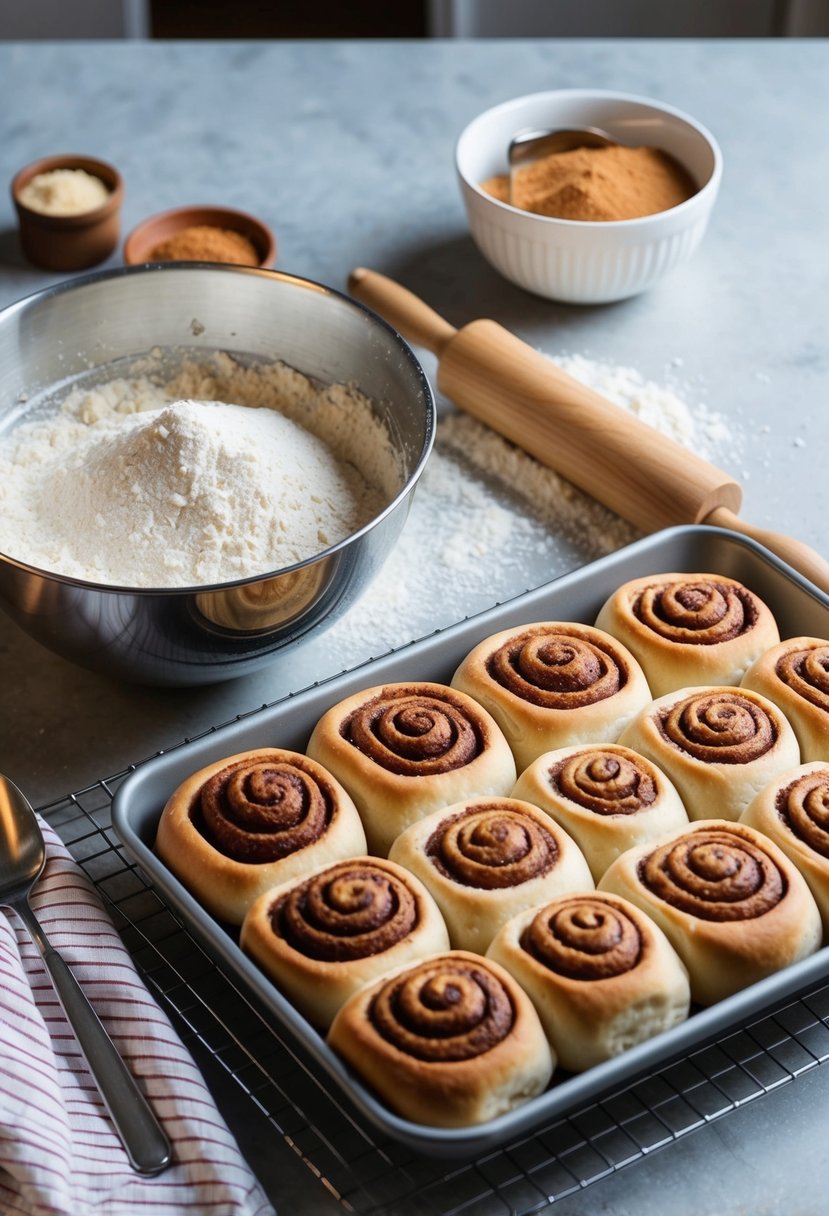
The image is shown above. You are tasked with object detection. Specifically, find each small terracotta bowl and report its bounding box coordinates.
[11,154,124,272]
[123,204,276,268]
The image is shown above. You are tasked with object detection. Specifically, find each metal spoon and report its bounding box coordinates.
[508,125,617,205]
[0,774,172,1175]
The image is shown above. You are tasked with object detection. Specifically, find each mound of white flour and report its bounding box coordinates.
[0,355,397,588]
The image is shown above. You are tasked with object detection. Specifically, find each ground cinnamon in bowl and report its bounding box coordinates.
[482,144,697,221]
[148,224,260,264]
[123,206,275,268]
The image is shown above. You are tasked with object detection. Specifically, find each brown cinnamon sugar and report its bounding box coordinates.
[482,144,697,221]
[481,174,511,204]
[148,224,259,264]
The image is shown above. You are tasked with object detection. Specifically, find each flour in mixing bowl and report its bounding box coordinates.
[0,354,400,587]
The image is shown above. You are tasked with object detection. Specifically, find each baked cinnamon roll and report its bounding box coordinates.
[618,685,801,821]
[742,636,829,762]
[450,621,652,773]
[240,856,450,1027]
[595,573,780,697]
[388,796,593,953]
[512,743,689,881]
[741,762,829,936]
[599,820,822,1004]
[487,891,690,1071]
[306,682,517,855]
[327,950,553,1126]
[155,748,367,924]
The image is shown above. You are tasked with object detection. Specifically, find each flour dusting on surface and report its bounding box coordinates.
[309,353,741,666]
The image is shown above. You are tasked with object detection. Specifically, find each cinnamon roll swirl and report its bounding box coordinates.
[388,796,594,953]
[450,621,652,772]
[240,856,450,1027]
[155,748,367,924]
[306,682,517,855]
[741,762,829,935]
[327,950,553,1127]
[487,892,690,1071]
[618,685,801,822]
[595,573,780,697]
[599,820,822,1004]
[742,637,829,762]
[512,743,689,881]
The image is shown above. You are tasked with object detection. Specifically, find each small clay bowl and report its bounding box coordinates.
[11,154,124,272]
[123,205,276,268]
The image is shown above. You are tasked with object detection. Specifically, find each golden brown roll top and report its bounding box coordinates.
[450,621,652,773]
[741,761,829,936]
[658,686,777,763]
[371,953,513,1060]
[633,577,755,642]
[306,682,517,855]
[482,623,629,706]
[487,892,690,1071]
[241,856,450,1027]
[543,746,660,815]
[273,858,419,959]
[198,753,337,862]
[772,765,829,859]
[519,892,644,980]
[774,639,829,712]
[742,636,829,762]
[344,683,484,774]
[389,796,594,953]
[599,819,822,1005]
[618,685,801,821]
[155,747,368,924]
[638,824,785,921]
[595,573,780,697]
[327,950,554,1127]
[512,743,689,881]
[424,798,559,888]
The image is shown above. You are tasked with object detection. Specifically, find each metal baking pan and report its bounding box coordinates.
[112,525,829,1157]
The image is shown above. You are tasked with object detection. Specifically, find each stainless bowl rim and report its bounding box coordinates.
[0,262,436,595]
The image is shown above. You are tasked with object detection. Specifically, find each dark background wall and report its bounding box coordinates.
[0,0,826,40]
[150,0,427,39]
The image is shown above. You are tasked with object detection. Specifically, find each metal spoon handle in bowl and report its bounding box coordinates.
[12,897,173,1174]
[507,125,617,204]
[508,124,616,167]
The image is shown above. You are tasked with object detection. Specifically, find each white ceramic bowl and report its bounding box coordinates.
[455,89,722,305]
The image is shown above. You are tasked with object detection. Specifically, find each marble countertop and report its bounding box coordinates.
[1,37,828,1215]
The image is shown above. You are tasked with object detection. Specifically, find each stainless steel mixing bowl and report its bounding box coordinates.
[0,264,435,685]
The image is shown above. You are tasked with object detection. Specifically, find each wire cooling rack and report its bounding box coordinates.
[43,771,829,1216]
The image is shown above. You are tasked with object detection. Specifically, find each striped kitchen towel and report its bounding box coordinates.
[0,818,275,1216]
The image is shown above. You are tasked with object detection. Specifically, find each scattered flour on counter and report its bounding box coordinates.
[553,353,734,459]
[0,354,399,587]
[312,353,741,664]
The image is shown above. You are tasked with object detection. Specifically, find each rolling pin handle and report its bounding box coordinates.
[348,267,457,357]
[348,268,828,598]
[704,507,829,596]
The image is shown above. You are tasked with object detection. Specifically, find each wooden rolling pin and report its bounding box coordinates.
[349,267,829,595]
